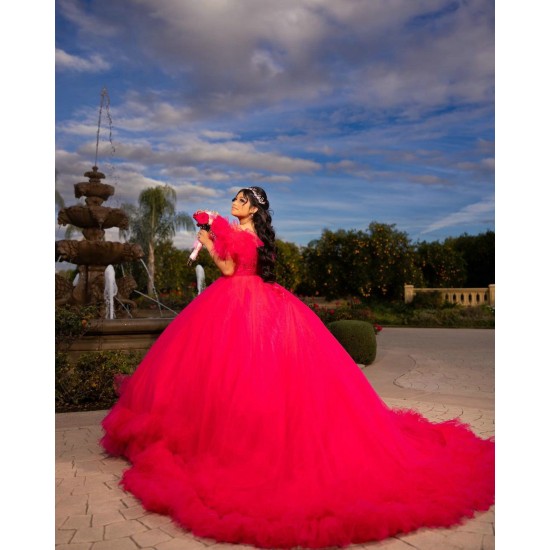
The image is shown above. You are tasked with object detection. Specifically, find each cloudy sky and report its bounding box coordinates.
[55,0,495,250]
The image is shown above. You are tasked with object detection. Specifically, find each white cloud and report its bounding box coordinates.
[201,130,238,141]
[251,49,284,79]
[55,48,111,72]
[421,197,495,234]
[173,183,221,201]
[62,0,491,117]
[173,230,197,250]
[176,140,320,173]
[456,157,495,172]
[57,0,119,36]
[71,135,320,175]
[409,174,451,186]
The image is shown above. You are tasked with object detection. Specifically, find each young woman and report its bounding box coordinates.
[101,186,494,549]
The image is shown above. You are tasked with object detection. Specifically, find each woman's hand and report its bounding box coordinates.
[197,229,213,249]
[198,228,235,276]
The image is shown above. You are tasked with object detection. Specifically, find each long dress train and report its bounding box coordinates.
[101,215,495,548]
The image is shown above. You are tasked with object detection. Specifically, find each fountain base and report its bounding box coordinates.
[66,317,175,362]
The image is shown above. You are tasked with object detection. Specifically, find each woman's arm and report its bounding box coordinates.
[197,229,236,276]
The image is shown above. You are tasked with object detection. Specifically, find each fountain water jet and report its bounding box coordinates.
[196,265,206,294]
[104,265,117,320]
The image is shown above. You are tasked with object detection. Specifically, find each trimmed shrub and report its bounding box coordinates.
[327,320,377,365]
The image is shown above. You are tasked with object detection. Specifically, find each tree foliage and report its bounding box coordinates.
[301,223,422,300]
[415,240,467,288]
[275,239,306,292]
[55,182,81,239]
[363,222,422,300]
[114,201,494,301]
[445,231,495,287]
[301,229,368,298]
[121,185,194,295]
[155,241,221,293]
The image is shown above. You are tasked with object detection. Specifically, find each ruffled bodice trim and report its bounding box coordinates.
[210,216,263,276]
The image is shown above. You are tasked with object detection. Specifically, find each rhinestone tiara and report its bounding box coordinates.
[247,187,266,205]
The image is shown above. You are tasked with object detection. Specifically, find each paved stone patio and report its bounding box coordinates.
[56,328,495,550]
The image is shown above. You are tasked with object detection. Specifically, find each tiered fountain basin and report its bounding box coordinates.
[56,166,145,309]
[57,204,129,230]
[56,240,143,266]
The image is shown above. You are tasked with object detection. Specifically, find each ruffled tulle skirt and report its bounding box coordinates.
[101,274,494,548]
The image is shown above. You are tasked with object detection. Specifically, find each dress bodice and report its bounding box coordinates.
[210,216,263,277]
[232,232,259,276]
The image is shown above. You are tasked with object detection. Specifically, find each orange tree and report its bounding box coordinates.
[301,229,370,299]
[275,239,307,292]
[363,222,422,300]
[302,223,422,300]
[415,240,467,288]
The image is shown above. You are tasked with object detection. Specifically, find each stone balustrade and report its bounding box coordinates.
[404,284,495,307]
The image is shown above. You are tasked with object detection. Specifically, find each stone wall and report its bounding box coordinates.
[404,284,495,307]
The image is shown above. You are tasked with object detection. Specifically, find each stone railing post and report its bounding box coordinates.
[488,284,495,307]
[404,284,414,304]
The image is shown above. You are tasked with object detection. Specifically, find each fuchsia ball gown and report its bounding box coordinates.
[101,215,495,548]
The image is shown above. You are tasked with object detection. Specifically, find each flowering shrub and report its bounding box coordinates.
[304,299,379,328]
[302,297,494,329]
[55,350,143,412]
[55,304,100,351]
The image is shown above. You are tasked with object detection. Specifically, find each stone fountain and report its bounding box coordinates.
[55,165,175,360]
[55,165,144,315]
[55,89,177,360]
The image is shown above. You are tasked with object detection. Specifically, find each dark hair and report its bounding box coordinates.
[237,187,276,282]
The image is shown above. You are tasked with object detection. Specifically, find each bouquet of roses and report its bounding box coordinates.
[187,210,218,265]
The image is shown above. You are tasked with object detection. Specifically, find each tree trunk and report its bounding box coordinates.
[147,240,155,296]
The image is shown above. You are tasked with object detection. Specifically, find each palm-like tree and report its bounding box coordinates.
[122,185,194,296]
[55,188,82,239]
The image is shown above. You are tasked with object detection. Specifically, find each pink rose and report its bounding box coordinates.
[193,211,210,225]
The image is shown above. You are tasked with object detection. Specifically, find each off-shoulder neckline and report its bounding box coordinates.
[230,221,257,236]
[238,227,257,236]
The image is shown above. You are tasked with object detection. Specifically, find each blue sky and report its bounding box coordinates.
[55,0,495,251]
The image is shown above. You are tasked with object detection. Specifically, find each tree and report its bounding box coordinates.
[122,185,194,296]
[55,174,80,239]
[275,239,306,292]
[446,231,495,287]
[302,229,371,299]
[301,223,421,300]
[415,240,467,288]
[154,241,221,293]
[363,222,422,300]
